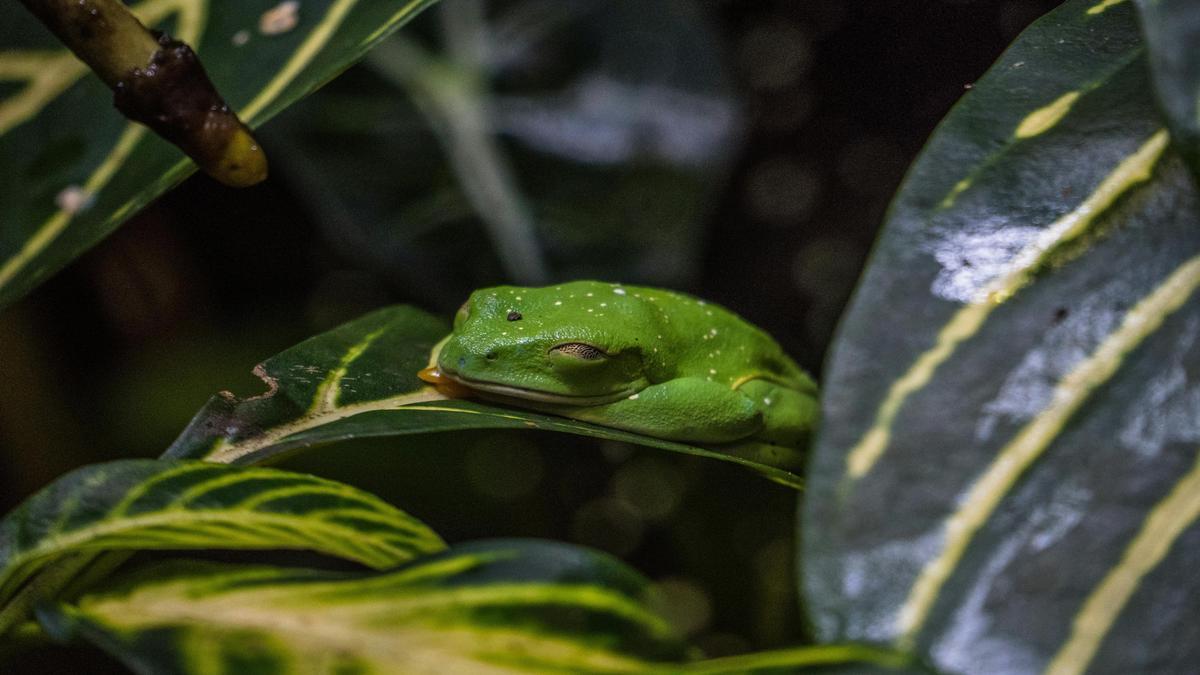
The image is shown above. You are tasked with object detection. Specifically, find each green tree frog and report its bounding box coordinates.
[419,281,818,451]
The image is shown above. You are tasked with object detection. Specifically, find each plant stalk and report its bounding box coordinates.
[17,0,268,187]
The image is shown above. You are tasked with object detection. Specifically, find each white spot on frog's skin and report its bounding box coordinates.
[516,296,523,301]
[600,303,608,307]
[709,328,719,336]
[586,292,594,297]
[698,300,707,306]
[657,335,663,340]
[614,288,627,295]
[554,301,562,306]
[501,332,508,336]
[231,29,251,46]
[628,393,639,400]
[706,310,713,316]
[715,350,721,355]
[709,368,717,375]
[587,309,594,313]
[707,376,713,381]
[764,398,773,405]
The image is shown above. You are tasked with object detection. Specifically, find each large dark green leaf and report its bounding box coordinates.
[163,305,805,487]
[0,459,445,607]
[0,0,439,310]
[803,1,1200,673]
[40,540,687,673]
[1137,0,1200,179]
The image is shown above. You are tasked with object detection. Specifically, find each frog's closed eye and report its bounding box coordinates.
[549,342,607,361]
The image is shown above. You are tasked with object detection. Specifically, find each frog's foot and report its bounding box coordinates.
[736,379,818,449]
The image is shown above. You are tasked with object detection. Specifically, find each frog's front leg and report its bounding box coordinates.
[565,377,763,443]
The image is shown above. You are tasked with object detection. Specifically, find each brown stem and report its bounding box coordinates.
[17,0,267,187]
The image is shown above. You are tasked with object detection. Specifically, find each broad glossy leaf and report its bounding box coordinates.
[164,305,805,488]
[1137,0,1200,179]
[0,459,445,607]
[803,1,1200,673]
[0,0,439,310]
[39,540,688,674]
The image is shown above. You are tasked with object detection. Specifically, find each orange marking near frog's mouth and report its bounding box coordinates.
[417,365,477,399]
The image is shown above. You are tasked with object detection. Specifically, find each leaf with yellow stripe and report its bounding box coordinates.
[0,0,439,310]
[1136,0,1200,180]
[163,305,804,487]
[38,540,689,674]
[803,1,1200,673]
[0,459,445,614]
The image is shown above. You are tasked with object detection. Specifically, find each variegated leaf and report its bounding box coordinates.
[40,540,687,674]
[0,459,445,609]
[1136,0,1200,179]
[164,305,804,488]
[803,1,1200,673]
[680,646,924,675]
[0,0,439,310]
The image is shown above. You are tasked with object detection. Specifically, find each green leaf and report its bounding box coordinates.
[0,0,439,310]
[0,459,446,608]
[39,540,688,674]
[680,645,924,674]
[163,305,804,488]
[803,1,1200,673]
[1136,0,1200,179]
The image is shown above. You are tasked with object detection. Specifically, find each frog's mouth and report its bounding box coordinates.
[420,366,634,406]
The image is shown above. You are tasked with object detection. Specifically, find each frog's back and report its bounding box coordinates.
[624,284,812,392]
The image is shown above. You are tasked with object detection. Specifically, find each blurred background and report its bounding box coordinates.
[0,0,1062,658]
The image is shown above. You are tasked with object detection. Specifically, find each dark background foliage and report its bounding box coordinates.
[0,0,1061,656]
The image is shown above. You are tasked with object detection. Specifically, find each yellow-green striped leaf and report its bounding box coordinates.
[0,0,438,310]
[803,1,1200,673]
[1136,0,1200,179]
[39,540,688,674]
[0,459,445,609]
[163,305,804,487]
[680,645,923,674]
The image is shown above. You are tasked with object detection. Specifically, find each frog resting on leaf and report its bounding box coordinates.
[419,281,818,453]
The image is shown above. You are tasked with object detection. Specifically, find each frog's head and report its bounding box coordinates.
[430,283,653,405]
